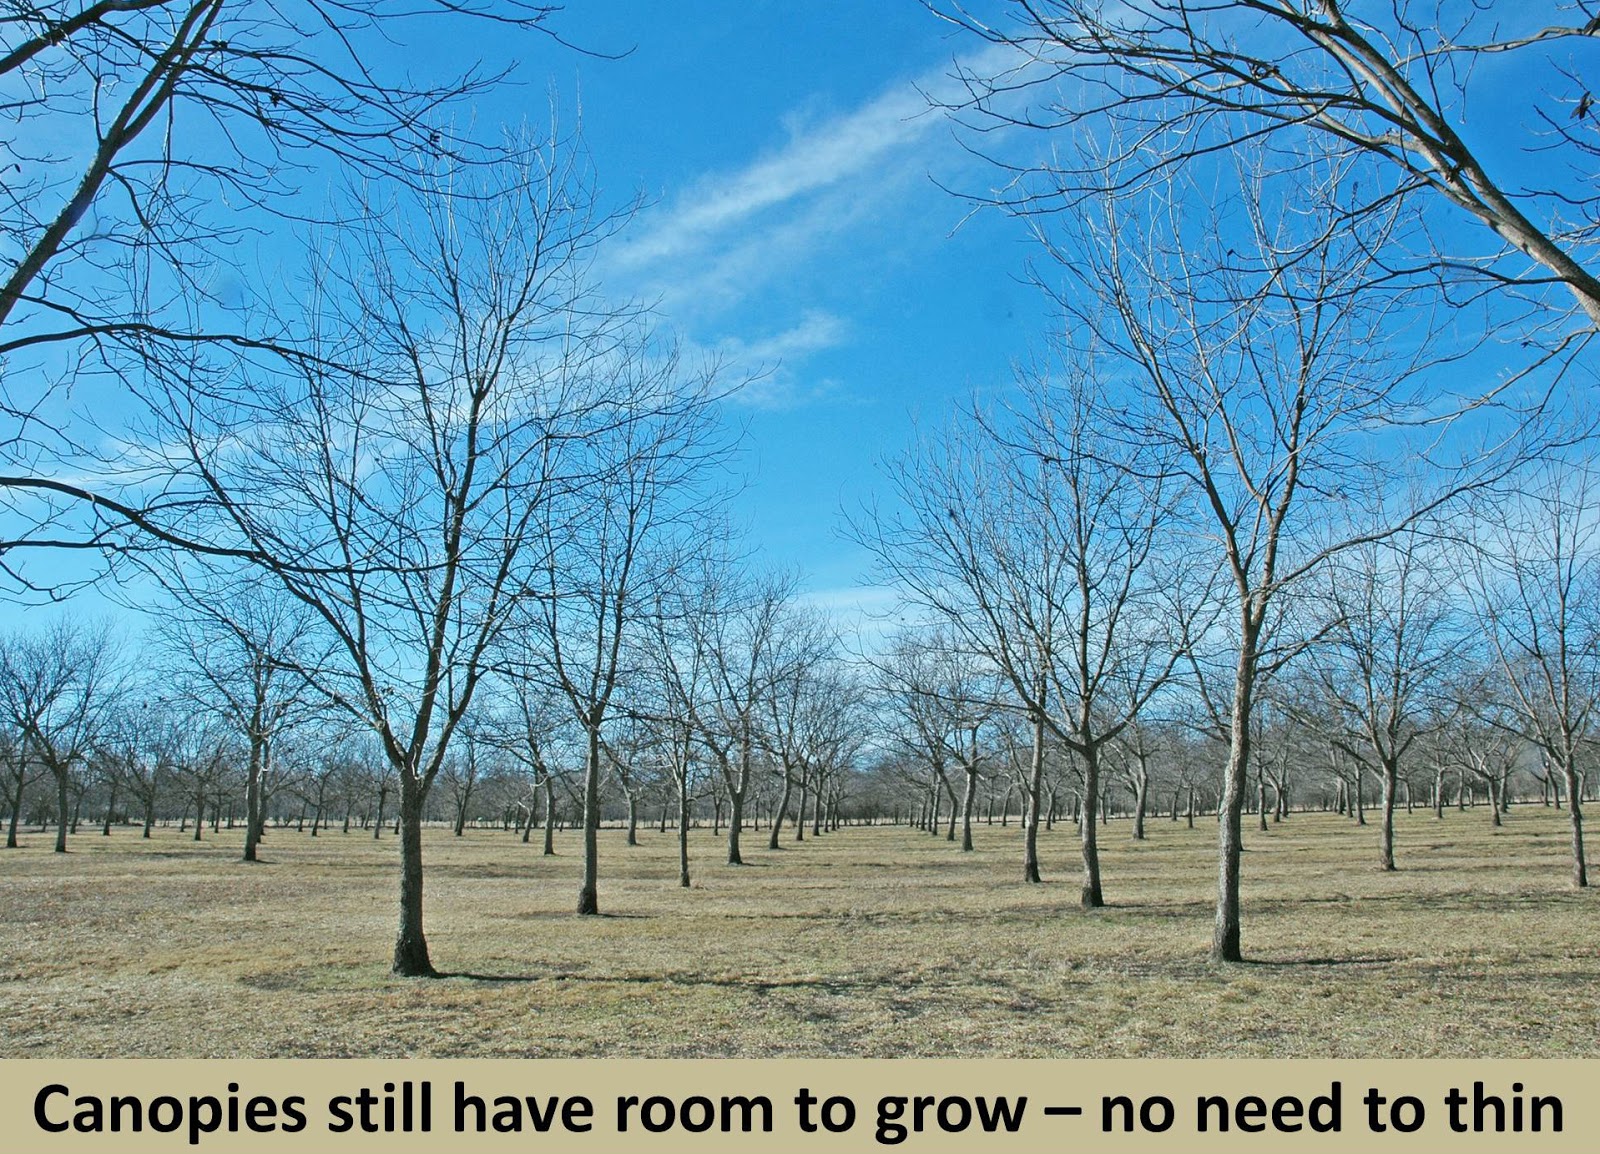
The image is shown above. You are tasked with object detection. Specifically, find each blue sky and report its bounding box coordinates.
[498,2,1052,622]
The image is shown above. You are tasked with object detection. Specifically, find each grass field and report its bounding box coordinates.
[0,807,1594,1058]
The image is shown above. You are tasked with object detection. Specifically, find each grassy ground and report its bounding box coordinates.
[0,805,1594,1058]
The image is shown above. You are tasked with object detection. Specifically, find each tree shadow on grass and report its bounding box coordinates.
[1240,955,1400,967]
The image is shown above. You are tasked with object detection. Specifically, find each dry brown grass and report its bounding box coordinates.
[0,805,1595,1058]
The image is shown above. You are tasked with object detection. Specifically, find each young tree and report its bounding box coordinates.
[688,571,804,869]
[135,130,633,975]
[1046,148,1509,959]
[1468,461,1600,886]
[0,620,121,852]
[158,575,320,861]
[510,338,723,916]
[856,365,1185,904]
[1307,521,1463,870]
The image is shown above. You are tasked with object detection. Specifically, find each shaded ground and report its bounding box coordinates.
[0,806,1594,1057]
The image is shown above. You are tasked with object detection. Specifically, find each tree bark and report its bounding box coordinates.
[678,775,692,888]
[1213,621,1258,964]
[1023,712,1045,884]
[1562,765,1587,887]
[1379,763,1398,871]
[961,765,978,851]
[54,764,69,853]
[578,724,601,915]
[391,774,436,977]
[1080,744,1103,907]
[243,735,264,862]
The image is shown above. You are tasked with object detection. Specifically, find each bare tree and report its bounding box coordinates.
[688,571,803,869]
[759,610,840,848]
[132,130,632,975]
[2,719,42,847]
[510,338,723,916]
[1045,145,1515,959]
[1468,461,1599,886]
[0,619,121,852]
[157,574,320,861]
[646,563,718,886]
[1306,519,1463,869]
[856,363,1185,904]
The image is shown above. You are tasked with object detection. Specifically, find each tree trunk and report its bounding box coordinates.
[391,773,436,977]
[727,781,745,865]
[542,775,556,856]
[1023,713,1045,884]
[578,724,601,915]
[54,765,69,853]
[1133,772,1148,841]
[961,766,978,851]
[101,779,118,836]
[243,738,264,863]
[768,769,793,849]
[1212,623,1258,964]
[626,792,639,847]
[678,775,692,888]
[1080,744,1103,907]
[6,767,23,848]
[1379,763,1398,871]
[1562,764,1587,887]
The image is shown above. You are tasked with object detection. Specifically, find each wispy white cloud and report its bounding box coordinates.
[609,84,939,275]
[722,309,848,367]
[605,40,1032,384]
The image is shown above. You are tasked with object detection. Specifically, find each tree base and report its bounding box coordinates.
[392,941,438,978]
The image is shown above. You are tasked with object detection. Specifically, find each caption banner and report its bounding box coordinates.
[6,1059,1594,1152]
